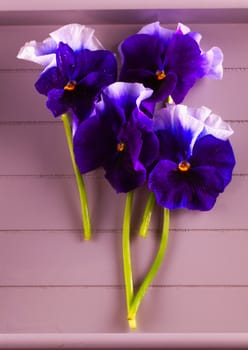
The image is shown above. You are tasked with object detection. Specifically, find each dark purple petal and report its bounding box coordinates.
[117,122,143,167]
[73,115,115,173]
[139,131,159,167]
[56,42,76,80]
[190,135,235,186]
[80,71,116,97]
[105,161,146,193]
[145,72,177,103]
[71,95,96,121]
[46,89,68,117]
[165,34,205,103]
[120,34,165,73]
[74,49,117,81]
[156,126,193,162]
[148,160,224,211]
[35,67,65,95]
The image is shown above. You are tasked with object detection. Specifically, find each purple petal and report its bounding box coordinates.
[46,89,68,117]
[98,82,152,123]
[145,72,177,103]
[139,131,159,167]
[191,135,235,187]
[35,67,65,95]
[56,42,76,80]
[165,34,204,103]
[119,34,165,74]
[117,122,143,167]
[73,115,114,173]
[105,162,146,193]
[148,160,224,211]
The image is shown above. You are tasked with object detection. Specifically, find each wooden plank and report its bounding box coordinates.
[2,333,248,350]
[0,175,245,231]
[0,286,248,333]
[0,122,73,175]
[2,24,248,70]
[0,230,247,286]
[1,0,247,12]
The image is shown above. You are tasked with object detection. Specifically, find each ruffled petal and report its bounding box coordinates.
[154,105,205,156]
[138,21,174,46]
[202,46,224,79]
[99,82,153,118]
[17,24,104,70]
[187,105,233,140]
[49,23,104,51]
[17,37,57,67]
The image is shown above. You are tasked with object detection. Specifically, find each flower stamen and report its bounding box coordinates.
[117,142,125,152]
[64,80,77,91]
[156,70,166,81]
[178,160,191,172]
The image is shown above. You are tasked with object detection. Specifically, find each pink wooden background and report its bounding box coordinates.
[0,7,248,350]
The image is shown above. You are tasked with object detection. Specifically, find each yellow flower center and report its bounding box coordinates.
[117,142,125,152]
[156,70,166,81]
[64,80,77,91]
[178,160,191,172]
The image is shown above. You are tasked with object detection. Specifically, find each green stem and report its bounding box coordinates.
[139,192,156,238]
[129,208,170,322]
[122,191,136,329]
[61,113,92,240]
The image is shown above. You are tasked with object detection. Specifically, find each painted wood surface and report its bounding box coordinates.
[0,18,248,349]
[1,0,248,11]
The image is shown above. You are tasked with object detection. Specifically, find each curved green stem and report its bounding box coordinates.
[129,208,170,322]
[139,192,156,238]
[122,191,136,329]
[61,113,92,240]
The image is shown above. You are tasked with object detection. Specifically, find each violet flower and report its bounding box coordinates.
[35,42,117,120]
[119,22,223,110]
[73,82,159,192]
[148,104,235,211]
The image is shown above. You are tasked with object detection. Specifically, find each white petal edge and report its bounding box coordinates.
[17,37,56,66]
[49,23,104,51]
[100,82,153,110]
[186,105,233,140]
[205,47,224,80]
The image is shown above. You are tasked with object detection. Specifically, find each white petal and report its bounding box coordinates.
[201,110,233,140]
[154,104,205,153]
[205,47,224,79]
[188,105,233,140]
[101,82,153,110]
[138,21,174,41]
[17,37,56,66]
[49,23,104,51]
[176,22,191,34]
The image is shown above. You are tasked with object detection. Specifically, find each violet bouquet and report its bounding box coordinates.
[17,22,235,329]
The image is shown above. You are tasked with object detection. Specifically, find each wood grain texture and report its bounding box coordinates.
[0,21,247,344]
